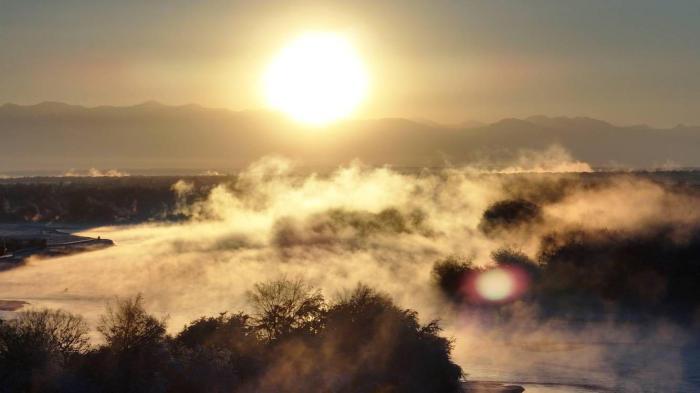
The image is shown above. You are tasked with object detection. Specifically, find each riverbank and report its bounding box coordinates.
[0,223,113,264]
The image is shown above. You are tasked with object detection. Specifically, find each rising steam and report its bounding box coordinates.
[0,153,698,391]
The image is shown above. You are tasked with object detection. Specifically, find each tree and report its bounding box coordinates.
[492,247,540,281]
[97,294,166,353]
[0,308,89,365]
[479,199,542,236]
[248,278,325,342]
[91,295,168,393]
[0,309,89,391]
[171,313,261,391]
[175,312,253,351]
[323,285,463,393]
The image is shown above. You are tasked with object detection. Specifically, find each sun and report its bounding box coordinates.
[263,32,369,126]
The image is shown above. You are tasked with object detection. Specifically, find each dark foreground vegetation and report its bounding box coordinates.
[0,280,463,393]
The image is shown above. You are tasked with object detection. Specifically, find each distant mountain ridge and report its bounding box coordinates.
[1,102,699,171]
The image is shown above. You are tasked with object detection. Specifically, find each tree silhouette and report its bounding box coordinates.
[0,309,88,391]
[97,294,166,353]
[248,278,325,342]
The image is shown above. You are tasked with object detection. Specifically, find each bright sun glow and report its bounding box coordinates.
[263,32,369,125]
[475,268,515,302]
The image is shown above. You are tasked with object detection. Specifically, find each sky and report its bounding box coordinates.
[1,0,699,126]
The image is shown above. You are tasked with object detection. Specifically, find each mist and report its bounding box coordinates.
[1,154,699,391]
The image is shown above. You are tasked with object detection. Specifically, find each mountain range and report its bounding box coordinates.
[2,101,699,173]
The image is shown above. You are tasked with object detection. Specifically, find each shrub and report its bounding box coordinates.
[432,256,477,301]
[479,199,542,236]
[492,247,539,277]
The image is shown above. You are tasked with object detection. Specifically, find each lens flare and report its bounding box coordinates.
[474,268,516,302]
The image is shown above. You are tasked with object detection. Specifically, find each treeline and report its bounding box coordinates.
[0,177,220,224]
[0,279,463,393]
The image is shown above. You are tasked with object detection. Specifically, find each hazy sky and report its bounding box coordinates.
[1,0,699,126]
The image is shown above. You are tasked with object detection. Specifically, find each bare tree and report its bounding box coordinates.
[97,294,166,352]
[248,278,325,342]
[0,308,89,366]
